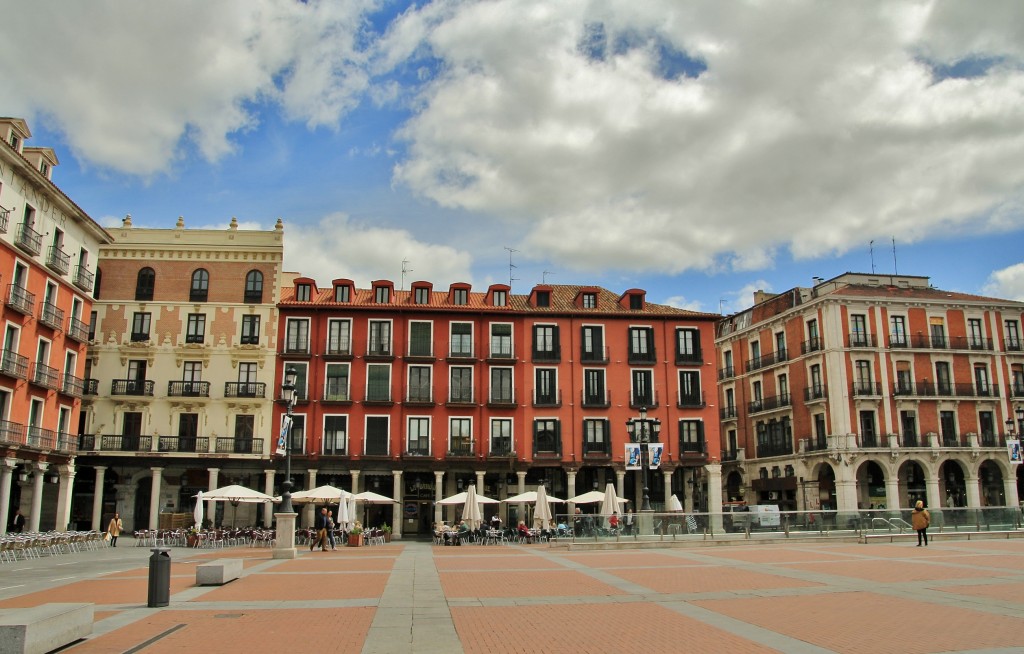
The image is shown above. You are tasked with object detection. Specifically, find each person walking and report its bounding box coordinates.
[107,513,123,547]
[912,500,930,547]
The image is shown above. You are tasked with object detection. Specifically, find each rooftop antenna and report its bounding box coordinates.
[869,240,876,274]
[542,271,556,284]
[504,246,519,289]
[401,259,413,291]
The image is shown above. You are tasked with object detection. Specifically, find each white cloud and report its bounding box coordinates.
[284,213,473,289]
[983,263,1024,301]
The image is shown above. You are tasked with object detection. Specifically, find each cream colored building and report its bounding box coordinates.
[75,217,283,531]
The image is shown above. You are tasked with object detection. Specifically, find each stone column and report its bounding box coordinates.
[29,463,49,533]
[0,458,15,536]
[92,466,107,530]
[392,470,403,539]
[263,469,276,527]
[149,467,163,530]
[433,471,444,526]
[964,473,982,508]
[55,464,76,532]
[705,463,723,533]
[884,475,901,511]
[304,469,318,528]
[206,468,219,527]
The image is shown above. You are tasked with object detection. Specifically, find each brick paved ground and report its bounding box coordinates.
[0,536,1022,653]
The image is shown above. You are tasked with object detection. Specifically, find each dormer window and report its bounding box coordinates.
[296,283,311,302]
[493,290,507,307]
[582,292,596,308]
[334,284,350,302]
[536,291,550,308]
[453,288,468,305]
[375,286,390,303]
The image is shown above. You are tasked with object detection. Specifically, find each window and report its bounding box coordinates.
[241,315,260,345]
[583,369,606,406]
[859,410,877,447]
[850,314,868,346]
[581,325,604,361]
[449,367,473,403]
[678,370,701,406]
[414,287,429,304]
[333,284,349,303]
[450,418,472,454]
[285,319,310,353]
[186,313,206,344]
[324,363,350,401]
[135,267,155,301]
[453,288,468,305]
[534,368,557,405]
[1005,320,1021,350]
[295,283,311,302]
[492,290,507,307]
[327,319,350,355]
[366,364,391,402]
[490,323,512,358]
[968,318,985,348]
[628,327,655,362]
[533,419,560,454]
[450,322,472,357]
[365,417,389,455]
[190,269,209,302]
[368,320,391,355]
[679,420,704,453]
[535,290,550,307]
[375,286,390,303]
[234,415,255,453]
[323,416,347,455]
[631,369,654,407]
[490,367,513,403]
[583,418,609,454]
[582,293,597,309]
[131,312,151,342]
[490,419,512,455]
[676,328,701,363]
[409,321,432,357]
[407,417,430,455]
[532,324,559,360]
[889,315,906,346]
[407,365,432,402]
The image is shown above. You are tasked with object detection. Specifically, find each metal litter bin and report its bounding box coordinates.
[148,548,171,607]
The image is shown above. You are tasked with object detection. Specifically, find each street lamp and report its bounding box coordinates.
[279,366,298,514]
[625,406,661,512]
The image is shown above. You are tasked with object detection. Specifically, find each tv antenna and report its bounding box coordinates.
[401,259,413,291]
[504,247,519,288]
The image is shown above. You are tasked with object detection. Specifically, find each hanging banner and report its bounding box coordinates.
[277,415,292,456]
[648,443,664,469]
[1008,439,1022,464]
[625,443,641,470]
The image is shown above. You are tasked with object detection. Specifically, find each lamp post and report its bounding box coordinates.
[279,366,297,514]
[626,407,661,512]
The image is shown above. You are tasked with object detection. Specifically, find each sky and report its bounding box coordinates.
[3,0,1024,314]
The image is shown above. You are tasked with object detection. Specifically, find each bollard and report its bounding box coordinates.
[148,548,171,608]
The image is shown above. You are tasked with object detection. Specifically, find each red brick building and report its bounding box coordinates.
[275,278,720,537]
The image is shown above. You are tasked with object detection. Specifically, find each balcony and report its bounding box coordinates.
[629,391,659,410]
[446,390,475,406]
[38,302,64,330]
[748,393,791,414]
[745,349,788,372]
[851,381,882,397]
[6,284,35,315]
[677,392,705,409]
[66,316,90,343]
[487,391,517,408]
[801,337,823,354]
[224,382,266,398]
[215,438,264,454]
[0,350,29,380]
[61,373,85,398]
[73,265,94,293]
[158,436,210,453]
[581,346,609,364]
[804,385,827,402]
[27,427,57,449]
[15,222,42,256]
[110,379,155,396]
[532,389,562,408]
[581,389,611,408]
[531,346,560,363]
[101,435,153,452]
[167,381,211,397]
[447,442,475,458]
[29,363,59,390]
[718,365,736,381]
[46,246,70,276]
[719,406,738,420]
[404,386,435,406]
[0,420,26,446]
[848,333,877,348]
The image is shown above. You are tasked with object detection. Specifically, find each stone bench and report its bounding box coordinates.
[196,558,243,585]
[0,603,93,654]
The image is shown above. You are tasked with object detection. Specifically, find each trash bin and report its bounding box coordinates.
[148,548,171,607]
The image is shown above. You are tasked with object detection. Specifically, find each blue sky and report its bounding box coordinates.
[4,0,1024,313]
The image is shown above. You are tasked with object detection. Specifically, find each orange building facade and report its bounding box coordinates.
[275,278,721,537]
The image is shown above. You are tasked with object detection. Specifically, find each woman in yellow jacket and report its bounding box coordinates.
[911,500,930,547]
[107,513,123,547]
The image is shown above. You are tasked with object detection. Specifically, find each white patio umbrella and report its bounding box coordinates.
[534,485,554,530]
[462,485,484,528]
[193,490,204,530]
